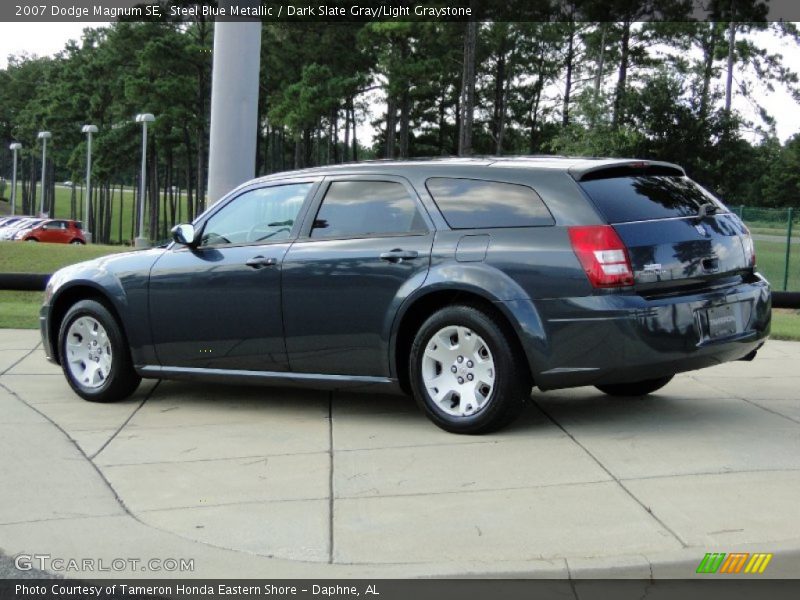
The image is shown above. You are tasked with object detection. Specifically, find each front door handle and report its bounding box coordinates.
[245,256,277,268]
[379,249,419,263]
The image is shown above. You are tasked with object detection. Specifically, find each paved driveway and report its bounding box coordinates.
[0,328,798,578]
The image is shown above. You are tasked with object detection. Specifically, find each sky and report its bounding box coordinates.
[1,22,799,145]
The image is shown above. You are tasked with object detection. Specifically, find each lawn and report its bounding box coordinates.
[0,240,128,273]
[750,239,799,292]
[771,309,800,341]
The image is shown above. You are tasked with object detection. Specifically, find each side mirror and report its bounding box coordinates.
[171,223,196,246]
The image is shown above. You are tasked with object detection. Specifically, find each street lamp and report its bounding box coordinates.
[8,143,21,215]
[37,131,52,217]
[81,124,98,243]
[134,113,155,248]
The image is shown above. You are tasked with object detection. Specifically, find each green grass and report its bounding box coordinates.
[0,290,41,329]
[771,309,800,341]
[752,239,800,292]
[0,240,127,273]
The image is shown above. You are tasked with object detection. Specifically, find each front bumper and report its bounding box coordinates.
[530,275,771,390]
[40,303,58,365]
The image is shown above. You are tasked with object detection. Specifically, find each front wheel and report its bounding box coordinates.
[70,239,84,245]
[595,375,674,397]
[409,305,530,434]
[58,299,141,402]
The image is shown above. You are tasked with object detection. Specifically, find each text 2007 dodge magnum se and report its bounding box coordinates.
[40,157,770,434]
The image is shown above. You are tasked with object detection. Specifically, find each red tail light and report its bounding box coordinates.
[568,225,634,288]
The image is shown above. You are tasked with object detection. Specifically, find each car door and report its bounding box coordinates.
[148,180,317,371]
[281,175,434,377]
[41,220,66,243]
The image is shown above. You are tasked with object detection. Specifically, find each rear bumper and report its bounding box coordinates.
[529,275,771,390]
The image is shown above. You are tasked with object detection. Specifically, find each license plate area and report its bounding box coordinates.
[706,304,739,339]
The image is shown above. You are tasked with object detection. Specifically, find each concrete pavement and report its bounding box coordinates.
[0,328,799,578]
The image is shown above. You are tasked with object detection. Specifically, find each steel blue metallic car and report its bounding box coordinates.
[40,157,771,433]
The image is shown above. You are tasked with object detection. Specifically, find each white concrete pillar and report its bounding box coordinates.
[207,17,262,206]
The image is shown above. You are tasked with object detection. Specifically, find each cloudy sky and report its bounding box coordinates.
[0,22,798,144]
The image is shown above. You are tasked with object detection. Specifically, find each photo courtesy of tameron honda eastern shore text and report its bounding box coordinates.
[39,157,771,434]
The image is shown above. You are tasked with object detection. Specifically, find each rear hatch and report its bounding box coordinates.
[577,169,753,294]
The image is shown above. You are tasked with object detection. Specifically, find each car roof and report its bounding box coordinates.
[247,155,685,185]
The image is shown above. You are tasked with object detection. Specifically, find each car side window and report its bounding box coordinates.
[199,183,312,247]
[310,180,427,239]
[426,178,555,229]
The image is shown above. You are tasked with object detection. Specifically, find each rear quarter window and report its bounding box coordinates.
[425,178,554,229]
[578,175,728,224]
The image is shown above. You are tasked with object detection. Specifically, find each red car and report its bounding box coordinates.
[17,219,86,244]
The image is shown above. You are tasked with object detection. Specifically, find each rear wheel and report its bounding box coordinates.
[409,305,529,434]
[70,239,84,245]
[595,375,674,397]
[26,238,38,242]
[58,299,140,403]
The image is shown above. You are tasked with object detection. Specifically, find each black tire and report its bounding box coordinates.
[409,305,530,434]
[58,299,141,403]
[70,239,84,245]
[26,238,38,242]
[595,375,674,397]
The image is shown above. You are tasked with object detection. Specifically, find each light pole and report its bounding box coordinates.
[37,131,52,217]
[9,143,21,216]
[81,124,98,243]
[134,113,155,248]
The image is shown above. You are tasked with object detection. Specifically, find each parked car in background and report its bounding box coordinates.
[16,219,85,244]
[0,216,25,228]
[39,157,770,434]
[0,217,41,240]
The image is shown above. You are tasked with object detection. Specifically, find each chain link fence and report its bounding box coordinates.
[733,206,799,292]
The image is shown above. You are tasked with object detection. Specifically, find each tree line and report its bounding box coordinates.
[1,1,799,244]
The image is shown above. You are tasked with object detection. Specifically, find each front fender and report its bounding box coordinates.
[45,251,160,366]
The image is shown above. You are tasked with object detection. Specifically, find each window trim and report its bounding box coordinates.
[174,178,321,251]
[424,176,555,230]
[296,174,433,242]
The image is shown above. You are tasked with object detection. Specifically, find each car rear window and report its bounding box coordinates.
[425,178,554,229]
[578,176,727,224]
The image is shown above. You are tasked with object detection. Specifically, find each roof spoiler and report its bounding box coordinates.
[571,161,685,182]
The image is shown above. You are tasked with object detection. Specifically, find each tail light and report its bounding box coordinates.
[568,225,634,288]
[740,228,756,268]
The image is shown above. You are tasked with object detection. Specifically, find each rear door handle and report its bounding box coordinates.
[379,249,419,263]
[245,256,277,268]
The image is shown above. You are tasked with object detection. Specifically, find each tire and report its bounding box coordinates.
[409,305,530,434]
[70,239,84,245]
[595,375,674,397]
[26,238,38,242]
[58,299,141,403]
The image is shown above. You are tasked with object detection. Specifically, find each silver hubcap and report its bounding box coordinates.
[65,316,112,389]
[421,325,495,417]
